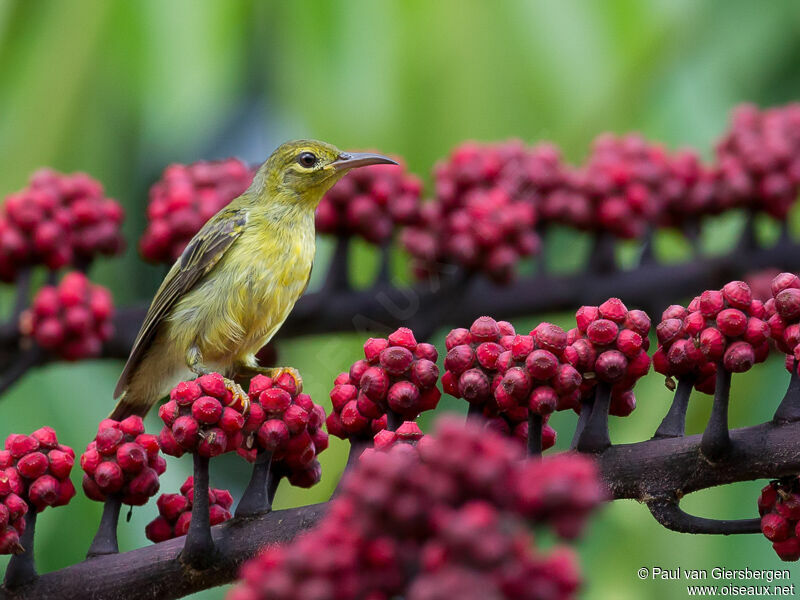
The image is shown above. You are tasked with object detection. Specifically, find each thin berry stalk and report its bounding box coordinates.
[576,383,612,453]
[570,392,595,450]
[527,412,542,458]
[4,510,38,589]
[182,454,215,569]
[654,376,695,439]
[773,369,800,424]
[86,495,122,558]
[235,450,274,518]
[322,236,351,292]
[700,367,732,461]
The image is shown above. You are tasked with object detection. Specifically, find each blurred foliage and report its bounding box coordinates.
[1,0,800,598]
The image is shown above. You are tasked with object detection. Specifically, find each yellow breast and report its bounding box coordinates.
[168,207,315,363]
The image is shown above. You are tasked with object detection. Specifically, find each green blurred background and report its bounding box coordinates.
[1,0,800,598]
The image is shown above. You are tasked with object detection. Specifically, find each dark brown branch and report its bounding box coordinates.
[234,450,274,518]
[576,383,611,453]
[0,504,327,600]
[647,498,762,535]
[86,496,122,558]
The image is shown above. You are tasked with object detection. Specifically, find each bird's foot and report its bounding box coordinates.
[263,367,303,394]
[223,377,250,414]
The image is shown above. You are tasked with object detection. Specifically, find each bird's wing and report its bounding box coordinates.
[113,208,249,398]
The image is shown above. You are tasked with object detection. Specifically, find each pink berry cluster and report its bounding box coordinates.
[80,416,165,506]
[237,372,329,489]
[316,155,423,243]
[157,373,248,458]
[229,418,605,600]
[326,327,441,440]
[442,316,562,450]
[715,103,800,219]
[653,281,768,392]
[763,273,800,373]
[565,299,652,416]
[0,169,124,282]
[758,478,800,561]
[570,134,669,238]
[139,158,254,264]
[403,187,538,285]
[145,476,233,543]
[20,271,114,361]
[495,322,582,417]
[442,316,516,412]
[0,428,75,553]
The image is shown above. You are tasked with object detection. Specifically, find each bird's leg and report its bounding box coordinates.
[234,361,303,393]
[187,346,249,413]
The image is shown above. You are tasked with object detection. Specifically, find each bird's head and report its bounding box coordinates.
[254,139,397,207]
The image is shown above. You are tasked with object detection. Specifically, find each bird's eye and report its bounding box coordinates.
[297,152,317,168]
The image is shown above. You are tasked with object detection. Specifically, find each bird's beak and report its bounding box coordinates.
[330,152,398,171]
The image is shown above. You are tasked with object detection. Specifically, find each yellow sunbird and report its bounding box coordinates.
[110,140,396,419]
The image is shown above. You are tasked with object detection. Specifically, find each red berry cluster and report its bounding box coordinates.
[80,416,165,506]
[442,316,562,450]
[316,155,423,243]
[139,158,254,264]
[442,316,516,412]
[513,453,608,539]
[764,273,800,373]
[145,476,233,543]
[758,478,800,561]
[229,418,605,600]
[571,134,670,238]
[564,299,652,416]
[403,187,538,285]
[0,169,124,282]
[495,322,581,417]
[653,281,768,391]
[20,271,114,361]
[237,372,328,489]
[157,373,248,458]
[715,103,800,219]
[402,141,547,284]
[0,428,75,553]
[409,502,581,600]
[327,328,440,440]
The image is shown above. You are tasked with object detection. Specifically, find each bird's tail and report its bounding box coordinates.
[109,390,152,420]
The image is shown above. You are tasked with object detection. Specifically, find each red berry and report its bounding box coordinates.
[699,290,724,317]
[172,416,200,449]
[198,428,228,458]
[363,337,389,362]
[379,346,414,375]
[17,452,49,479]
[192,396,223,424]
[776,288,800,321]
[716,308,748,337]
[525,349,558,380]
[723,341,755,373]
[458,369,490,403]
[722,280,753,310]
[387,381,421,416]
[598,298,627,322]
[116,442,147,473]
[170,380,202,405]
[762,513,791,542]
[469,316,500,343]
[529,386,558,414]
[387,327,417,349]
[94,461,124,493]
[533,323,568,354]
[586,319,619,346]
[595,350,628,382]
[444,345,474,375]
[575,306,600,332]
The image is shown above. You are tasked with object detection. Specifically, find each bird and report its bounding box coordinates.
[110,140,397,419]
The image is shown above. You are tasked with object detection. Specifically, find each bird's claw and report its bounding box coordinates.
[223,377,250,415]
[266,367,303,393]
